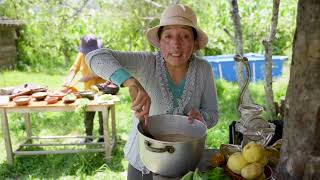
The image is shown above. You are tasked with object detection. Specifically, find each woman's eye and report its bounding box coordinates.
[164,35,171,39]
[182,34,191,39]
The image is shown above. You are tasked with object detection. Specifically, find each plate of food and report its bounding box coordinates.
[47,91,66,100]
[32,92,48,101]
[62,94,77,104]
[96,94,114,104]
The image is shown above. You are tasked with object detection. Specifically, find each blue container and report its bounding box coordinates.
[202,53,288,82]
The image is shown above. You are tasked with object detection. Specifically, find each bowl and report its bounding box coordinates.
[96,83,119,95]
[31,87,48,93]
[13,96,31,106]
[45,96,59,104]
[47,91,66,100]
[62,94,77,104]
[32,92,48,101]
[9,88,33,101]
[79,91,94,100]
[0,96,10,106]
[225,165,273,180]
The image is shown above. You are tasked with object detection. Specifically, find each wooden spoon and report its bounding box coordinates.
[128,86,154,139]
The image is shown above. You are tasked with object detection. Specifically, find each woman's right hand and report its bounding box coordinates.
[124,78,151,124]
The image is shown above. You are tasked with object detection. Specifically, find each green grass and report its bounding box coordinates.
[0,70,288,179]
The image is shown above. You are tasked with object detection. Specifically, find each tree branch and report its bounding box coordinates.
[143,0,163,8]
[223,28,235,43]
[229,0,243,55]
[69,0,90,20]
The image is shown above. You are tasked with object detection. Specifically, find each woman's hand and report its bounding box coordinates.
[187,108,204,124]
[124,78,151,124]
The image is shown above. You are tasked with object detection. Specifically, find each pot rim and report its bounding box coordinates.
[138,114,207,144]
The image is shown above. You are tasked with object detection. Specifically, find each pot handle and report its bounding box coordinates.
[144,140,175,153]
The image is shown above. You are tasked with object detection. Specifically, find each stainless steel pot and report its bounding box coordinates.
[138,114,207,177]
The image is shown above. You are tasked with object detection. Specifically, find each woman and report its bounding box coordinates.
[64,35,105,142]
[86,4,219,179]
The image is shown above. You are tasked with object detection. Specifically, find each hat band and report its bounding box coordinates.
[160,16,197,27]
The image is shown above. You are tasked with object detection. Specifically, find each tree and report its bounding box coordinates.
[262,0,280,120]
[277,0,320,179]
[228,0,253,106]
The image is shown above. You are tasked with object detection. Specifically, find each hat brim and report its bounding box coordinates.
[146,20,208,50]
[77,46,99,55]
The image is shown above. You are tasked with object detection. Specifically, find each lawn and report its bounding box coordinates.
[0,70,288,179]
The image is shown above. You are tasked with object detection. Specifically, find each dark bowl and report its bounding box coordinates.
[31,87,48,93]
[79,91,94,100]
[96,84,119,95]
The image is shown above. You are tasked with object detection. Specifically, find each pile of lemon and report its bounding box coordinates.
[227,141,268,180]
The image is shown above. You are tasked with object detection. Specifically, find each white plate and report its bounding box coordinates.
[0,96,9,106]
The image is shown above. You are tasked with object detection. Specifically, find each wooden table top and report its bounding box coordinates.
[0,95,120,112]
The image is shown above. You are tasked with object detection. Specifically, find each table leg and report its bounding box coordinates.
[102,107,111,162]
[111,105,116,144]
[0,108,14,166]
[23,113,32,143]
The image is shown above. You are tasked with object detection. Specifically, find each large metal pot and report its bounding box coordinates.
[138,114,207,177]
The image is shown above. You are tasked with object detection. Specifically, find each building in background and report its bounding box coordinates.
[0,16,24,70]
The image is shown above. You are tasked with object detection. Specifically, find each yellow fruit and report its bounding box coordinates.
[242,141,265,163]
[257,152,268,167]
[241,163,264,179]
[255,172,266,180]
[227,152,248,175]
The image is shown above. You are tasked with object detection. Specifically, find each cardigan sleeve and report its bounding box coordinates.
[85,48,155,84]
[110,68,131,86]
[199,60,219,128]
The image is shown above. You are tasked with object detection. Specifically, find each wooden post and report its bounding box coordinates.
[111,105,116,144]
[102,107,111,162]
[23,113,32,143]
[0,108,14,166]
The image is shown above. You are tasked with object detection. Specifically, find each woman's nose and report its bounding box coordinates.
[171,36,182,47]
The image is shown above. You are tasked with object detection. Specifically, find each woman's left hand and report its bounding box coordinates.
[187,108,204,124]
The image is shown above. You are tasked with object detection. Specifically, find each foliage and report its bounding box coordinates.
[0,0,297,72]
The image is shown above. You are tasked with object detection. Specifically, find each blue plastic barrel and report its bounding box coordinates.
[202,53,288,82]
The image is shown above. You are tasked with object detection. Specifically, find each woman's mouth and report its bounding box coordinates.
[170,53,182,57]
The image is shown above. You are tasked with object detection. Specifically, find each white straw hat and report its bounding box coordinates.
[146,4,208,50]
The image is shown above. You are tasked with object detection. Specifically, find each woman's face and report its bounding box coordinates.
[159,25,196,69]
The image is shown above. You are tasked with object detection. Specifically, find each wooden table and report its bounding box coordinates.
[0,97,119,166]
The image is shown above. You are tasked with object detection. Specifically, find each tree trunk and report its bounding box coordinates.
[262,0,280,120]
[229,0,252,106]
[277,0,320,179]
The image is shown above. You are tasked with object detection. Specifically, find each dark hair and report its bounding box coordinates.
[157,26,198,41]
